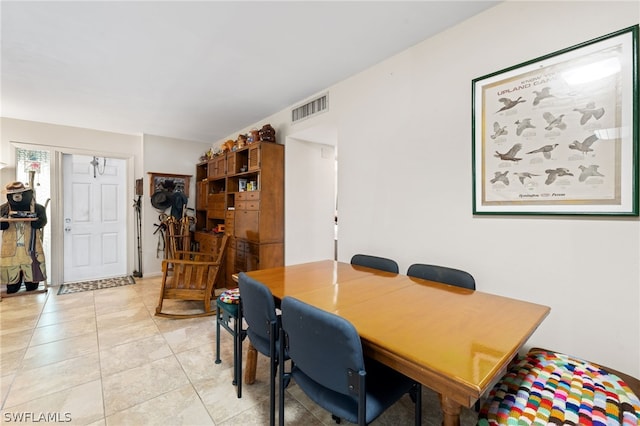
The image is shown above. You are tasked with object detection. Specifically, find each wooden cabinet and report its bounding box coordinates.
[194,141,284,286]
[209,156,226,179]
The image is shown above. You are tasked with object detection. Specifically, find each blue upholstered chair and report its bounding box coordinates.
[350,254,399,273]
[406,263,475,290]
[279,296,422,426]
[238,272,287,426]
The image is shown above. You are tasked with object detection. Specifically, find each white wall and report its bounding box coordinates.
[214,2,640,376]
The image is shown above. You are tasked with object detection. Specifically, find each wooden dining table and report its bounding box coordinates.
[244,260,550,426]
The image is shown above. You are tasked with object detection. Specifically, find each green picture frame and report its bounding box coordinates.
[472,25,638,216]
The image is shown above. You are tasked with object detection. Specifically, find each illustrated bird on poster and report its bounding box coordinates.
[543,112,567,131]
[573,102,605,125]
[490,122,508,139]
[494,143,523,162]
[578,165,605,182]
[532,87,554,106]
[526,143,559,159]
[545,168,573,185]
[497,96,526,113]
[490,171,510,186]
[515,118,535,136]
[569,134,598,154]
[513,172,540,185]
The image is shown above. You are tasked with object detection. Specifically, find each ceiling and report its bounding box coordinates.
[1,1,499,144]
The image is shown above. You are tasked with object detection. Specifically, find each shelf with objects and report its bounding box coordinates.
[193,124,283,287]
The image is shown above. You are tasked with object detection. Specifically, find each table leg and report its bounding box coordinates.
[244,342,258,384]
[440,394,461,426]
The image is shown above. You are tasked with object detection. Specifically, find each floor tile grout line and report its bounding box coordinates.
[0,289,50,412]
[3,291,107,414]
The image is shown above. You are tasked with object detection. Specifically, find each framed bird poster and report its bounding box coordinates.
[472,25,638,215]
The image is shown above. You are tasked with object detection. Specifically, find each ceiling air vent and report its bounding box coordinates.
[291,93,328,123]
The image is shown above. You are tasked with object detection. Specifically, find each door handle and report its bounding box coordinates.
[65,227,72,232]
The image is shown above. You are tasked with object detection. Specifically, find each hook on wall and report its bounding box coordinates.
[90,156,106,178]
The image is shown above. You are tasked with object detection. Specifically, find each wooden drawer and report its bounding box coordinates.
[235,241,247,270]
[236,239,248,252]
[235,200,259,211]
[237,191,260,201]
[225,210,235,236]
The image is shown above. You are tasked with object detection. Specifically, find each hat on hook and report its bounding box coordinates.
[151,190,172,210]
[3,181,31,194]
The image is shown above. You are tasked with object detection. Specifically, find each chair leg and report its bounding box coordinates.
[278,335,285,426]
[155,295,164,315]
[245,343,257,384]
[235,308,243,398]
[215,309,222,364]
[269,323,277,426]
[414,383,422,426]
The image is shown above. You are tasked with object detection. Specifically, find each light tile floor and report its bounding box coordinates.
[0,276,479,425]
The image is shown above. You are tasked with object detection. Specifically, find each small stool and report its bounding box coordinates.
[478,348,640,425]
[215,289,246,398]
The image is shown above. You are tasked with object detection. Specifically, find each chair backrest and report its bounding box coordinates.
[173,249,215,262]
[163,258,219,291]
[350,254,399,274]
[238,272,279,355]
[281,296,365,397]
[406,263,475,290]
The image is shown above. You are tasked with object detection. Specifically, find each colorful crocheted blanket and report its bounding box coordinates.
[218,288,240,304]
[478,348,640,425]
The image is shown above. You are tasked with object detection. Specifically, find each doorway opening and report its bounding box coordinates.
[285,125,338,265]
[14,147,52,285]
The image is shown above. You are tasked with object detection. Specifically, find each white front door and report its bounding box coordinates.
[63,154,127,282]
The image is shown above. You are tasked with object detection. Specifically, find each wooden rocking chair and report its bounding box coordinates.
[155,234,229,319]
